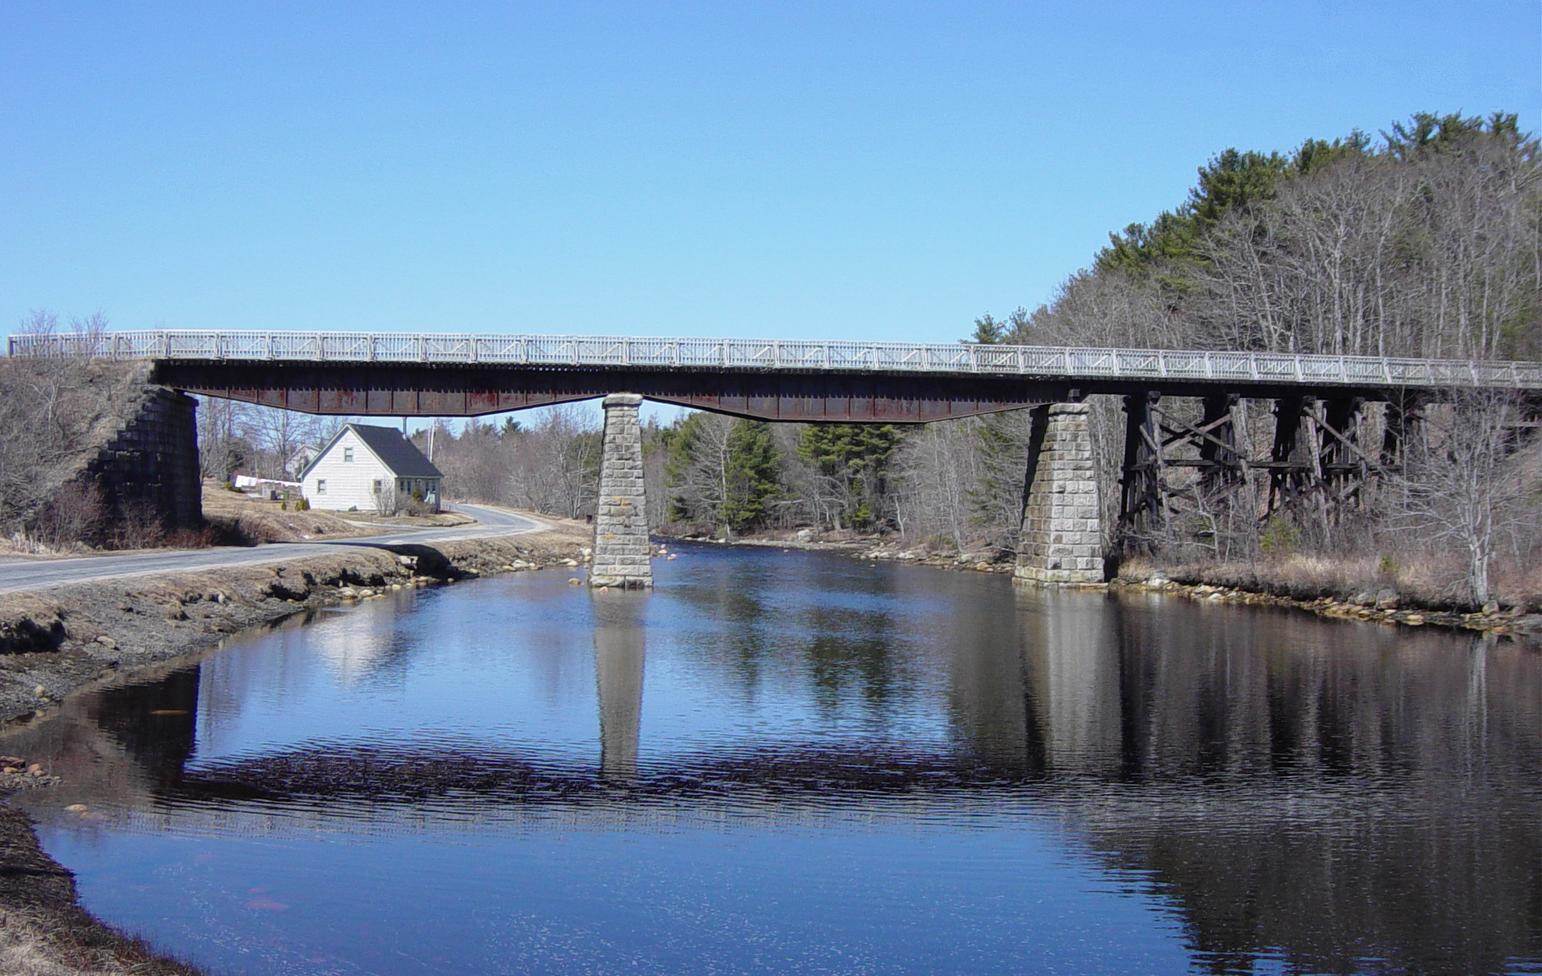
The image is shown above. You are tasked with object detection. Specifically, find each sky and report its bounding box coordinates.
[3,1,1538,349]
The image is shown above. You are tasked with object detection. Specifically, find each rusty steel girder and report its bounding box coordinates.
[151,362,1068,422]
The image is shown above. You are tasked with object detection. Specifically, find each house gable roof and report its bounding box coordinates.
[297,424,443,482]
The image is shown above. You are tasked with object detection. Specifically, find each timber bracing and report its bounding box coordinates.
[1116,391,1438,545]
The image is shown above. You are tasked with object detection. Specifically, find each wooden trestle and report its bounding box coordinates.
[1116,392,1428,546]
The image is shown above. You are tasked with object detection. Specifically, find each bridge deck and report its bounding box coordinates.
[10,329,1541,391]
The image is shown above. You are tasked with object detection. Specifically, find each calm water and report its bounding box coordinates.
[10,545,1542,975]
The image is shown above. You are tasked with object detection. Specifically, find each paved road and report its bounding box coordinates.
[0,503,547,594]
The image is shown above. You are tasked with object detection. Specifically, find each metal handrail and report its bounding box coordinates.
[6,329,1541,390]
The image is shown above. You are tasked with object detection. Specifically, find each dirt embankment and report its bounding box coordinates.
[0,519,589,975]
[669,527,1017,574]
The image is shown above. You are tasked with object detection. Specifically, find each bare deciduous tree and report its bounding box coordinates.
[1390,391,1532,605]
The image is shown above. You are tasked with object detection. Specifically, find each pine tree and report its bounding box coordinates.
[798,424,902,530]
[721,420,781,534]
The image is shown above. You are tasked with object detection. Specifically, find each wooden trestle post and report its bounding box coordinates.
[1380,394,1425,470]
[1317,396,1366,510]
[1118,392,1164,543]
[1198,393,1246,491]
[1267,395,1312,516]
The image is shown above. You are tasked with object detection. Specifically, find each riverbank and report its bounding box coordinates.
[0,520,591,724]
[0,803,202,976]
[0,518,589,976]
[671,529,1542,641]
[1111,561,1542,640]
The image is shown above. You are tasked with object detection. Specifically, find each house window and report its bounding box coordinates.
[316,480,327,494]
[372,480,383,495]
[343,447,354,463]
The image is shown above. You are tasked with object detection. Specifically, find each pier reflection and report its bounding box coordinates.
[592,590,646,780]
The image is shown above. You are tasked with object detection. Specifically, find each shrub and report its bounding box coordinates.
[28,482,107,548]
[108,499,166,550]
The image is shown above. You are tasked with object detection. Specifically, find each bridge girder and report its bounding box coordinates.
[151,361,1069,422]
[145,359,1492,424]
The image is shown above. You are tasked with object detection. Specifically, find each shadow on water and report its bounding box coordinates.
[8,545,1541,974]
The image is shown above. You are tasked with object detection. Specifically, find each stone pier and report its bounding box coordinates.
[590,393,652,589]
[1014,402,1106,586]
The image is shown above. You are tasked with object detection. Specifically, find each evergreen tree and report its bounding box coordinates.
[798,423,902,530]
[967,412,1029,529]
[721,420,781,533]
[970,313,1005,344]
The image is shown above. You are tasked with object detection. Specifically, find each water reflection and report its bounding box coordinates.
[593,590,646,780]
[8,547,1540,975]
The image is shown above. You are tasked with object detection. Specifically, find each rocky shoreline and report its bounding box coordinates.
[0,519,589,976]
[676,531,1541,642]
[1110,573,1542,639]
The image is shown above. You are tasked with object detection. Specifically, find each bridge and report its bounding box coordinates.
[10,329,1541,589]
[9,329,1539,420]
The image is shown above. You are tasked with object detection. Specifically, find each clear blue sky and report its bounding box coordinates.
[3,1,1537,345]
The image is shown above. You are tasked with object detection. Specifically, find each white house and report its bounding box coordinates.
[299,424,444,513]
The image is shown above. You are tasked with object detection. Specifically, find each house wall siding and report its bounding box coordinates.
[302,430,393,511]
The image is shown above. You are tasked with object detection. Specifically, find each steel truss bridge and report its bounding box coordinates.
[8,329,1540,421]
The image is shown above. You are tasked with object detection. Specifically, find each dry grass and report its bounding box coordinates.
[1123,549,1541,612]
[200,485,476,544]
[341,509,474,528]
[198,483,369,543]
[0,911,199,976]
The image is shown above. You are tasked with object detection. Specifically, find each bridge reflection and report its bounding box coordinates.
[9,585,1540,975]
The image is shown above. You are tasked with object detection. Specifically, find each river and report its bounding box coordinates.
[9,544,1541,975]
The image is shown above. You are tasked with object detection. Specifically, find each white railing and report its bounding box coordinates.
[7,329,1541,391]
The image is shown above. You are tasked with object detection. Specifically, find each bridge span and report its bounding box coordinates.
[9,329,1540,590]
[9,329,1540,421]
